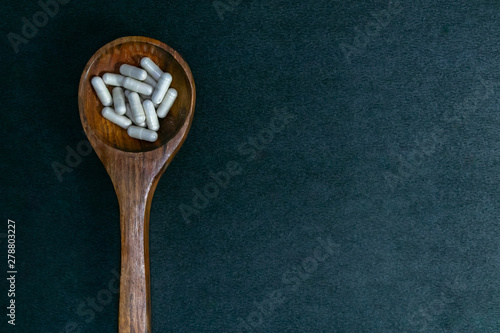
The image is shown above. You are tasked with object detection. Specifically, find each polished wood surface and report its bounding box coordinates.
[78,36,195,333]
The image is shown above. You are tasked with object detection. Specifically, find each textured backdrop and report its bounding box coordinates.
[2,0,500,332]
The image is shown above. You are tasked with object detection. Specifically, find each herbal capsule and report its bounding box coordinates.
[122,77,153,96]
[112,87,126,115]
[127,126,158,142]
[151,73,172,105]
[120,64,148,81]
[140,57,163,81]
[143,74,157,87]
[101,107,132,129]
[157,88,177,118]
[127,92,146,124]
[143,100,160,131]
[91,77,112,106]
[102,73,125,86]
[125,103,146,127]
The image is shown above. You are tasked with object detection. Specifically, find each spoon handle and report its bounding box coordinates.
[115,173,154,333]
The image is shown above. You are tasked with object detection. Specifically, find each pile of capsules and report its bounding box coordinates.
[91,57,178,142]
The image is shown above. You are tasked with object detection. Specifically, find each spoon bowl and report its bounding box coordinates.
[80,36,194,152]
[78,36,195,333]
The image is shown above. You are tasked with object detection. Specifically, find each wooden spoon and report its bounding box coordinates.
[78,36,195,333]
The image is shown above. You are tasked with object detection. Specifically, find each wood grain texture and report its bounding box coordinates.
[78,36,196,333]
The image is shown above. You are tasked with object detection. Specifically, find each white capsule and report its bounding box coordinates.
[124,89,131,98]
[101,107,132,129]
[157,88,177,118]
[91,77,112,106]
[143,74,157,87]
[143,100,160,131]
[140,57,163,81]
[102,73,125,87]
[151,73,172,105]
[127,126,158,142]
[125,103,144,126]
[112,87,126,115]
[122,77,153,96]
[127,92,146,124]
[120,64,148,81]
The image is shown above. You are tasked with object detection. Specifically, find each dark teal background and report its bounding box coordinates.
[2,0,500,332]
